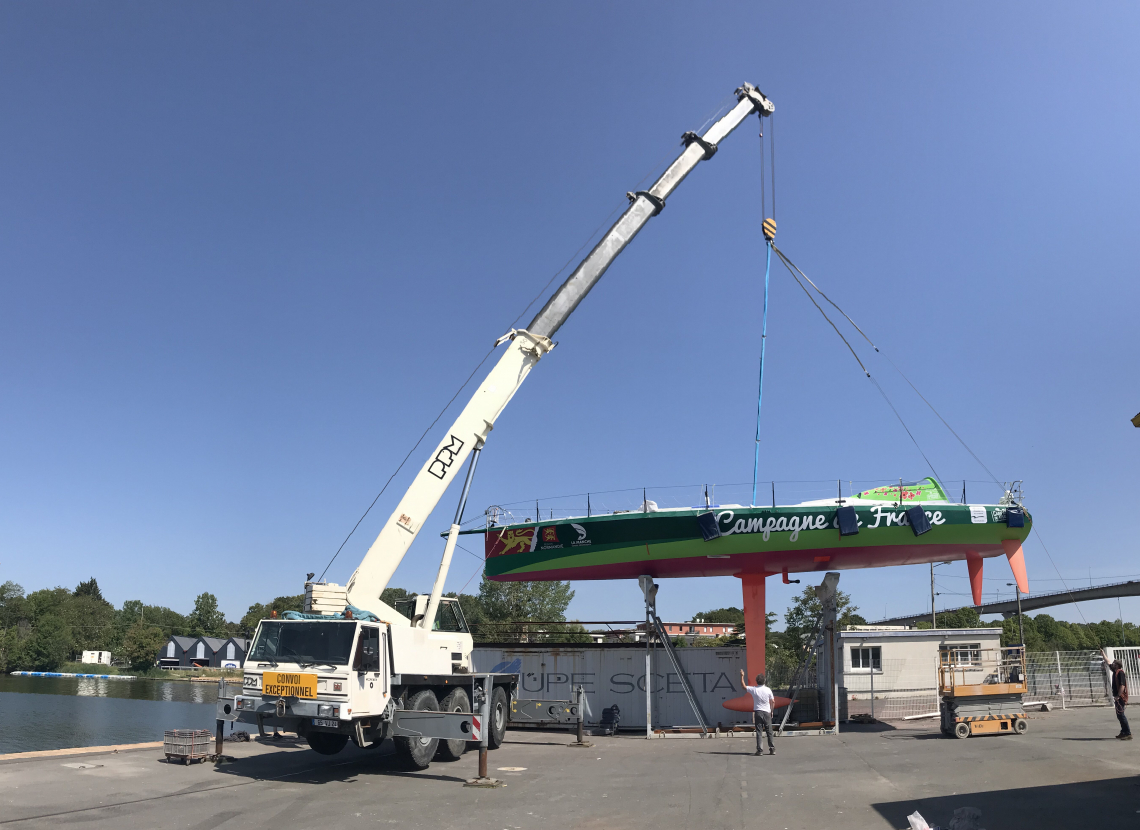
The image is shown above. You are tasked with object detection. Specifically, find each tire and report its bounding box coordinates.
[394,690,440,770]
[954,721,971,739]
[488,685,509,750]
[1013,718,1028,735]
[306,731,349,755]
[435,688,470,762]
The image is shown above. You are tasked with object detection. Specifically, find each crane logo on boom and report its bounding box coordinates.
[427,434,465,479]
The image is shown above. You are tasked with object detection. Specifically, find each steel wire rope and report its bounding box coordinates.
[315,103,737,581]
[772,245,1000,486]
[774,247,944,484]
[769,250,1115,647]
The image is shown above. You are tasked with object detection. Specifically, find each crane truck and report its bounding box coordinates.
[216,82,774,770]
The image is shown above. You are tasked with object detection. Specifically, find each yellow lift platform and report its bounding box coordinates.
[939,646,1028,739]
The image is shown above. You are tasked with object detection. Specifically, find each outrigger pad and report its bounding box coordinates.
[906,506,931,536]
[836,506,859,536]
[697,512,721,541]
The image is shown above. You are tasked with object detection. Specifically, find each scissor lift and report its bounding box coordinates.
[939,646,1028,738]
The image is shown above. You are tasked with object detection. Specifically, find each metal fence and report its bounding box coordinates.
[1025,651,1111,708]
[844,658,940,720]
[840,650,1113,721]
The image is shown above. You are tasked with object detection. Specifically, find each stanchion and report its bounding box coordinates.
[567,686,593,748]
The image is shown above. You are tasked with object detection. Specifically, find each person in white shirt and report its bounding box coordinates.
[740,669,776,756]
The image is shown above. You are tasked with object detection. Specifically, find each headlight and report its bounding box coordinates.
[318,704,338,718]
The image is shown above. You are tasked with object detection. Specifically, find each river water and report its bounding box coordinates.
[0,675,221,755]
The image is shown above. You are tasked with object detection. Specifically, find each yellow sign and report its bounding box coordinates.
[262,671,317,699]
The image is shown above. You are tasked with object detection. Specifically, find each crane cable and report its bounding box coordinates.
[315,98,740,582]
[771,246,1113,650]
[771,244,943,486]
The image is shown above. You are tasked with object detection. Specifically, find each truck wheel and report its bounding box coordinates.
[306,732,349,755]
[1013,718,1028,734]
[954,721,971,739]
[435,688,470,762]
[488,685,509,750]
[394,690,440,770]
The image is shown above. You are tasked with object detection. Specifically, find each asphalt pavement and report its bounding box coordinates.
[1,706,1138,829]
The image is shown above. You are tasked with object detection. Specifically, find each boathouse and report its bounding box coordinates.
[157,635,198,668]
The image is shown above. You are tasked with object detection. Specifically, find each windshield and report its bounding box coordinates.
[249,621,357,666]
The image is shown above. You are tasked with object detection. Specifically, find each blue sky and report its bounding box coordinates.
[2,2,1138,629]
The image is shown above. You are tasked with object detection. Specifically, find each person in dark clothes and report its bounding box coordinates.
[1106,657,1131,740]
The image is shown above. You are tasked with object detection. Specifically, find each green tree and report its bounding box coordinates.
[692,607,745,624]
[381,587,410,607]
[188,592,227,636]
[0,626,16,673]
[474,578,574,642]
[74,577,105,602]
[239,595,304,635]
[121,620,166,670]
[22,615,71,670]
[1,581,27,629]
[782,585,864,644]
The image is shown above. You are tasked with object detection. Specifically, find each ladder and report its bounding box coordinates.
[650,614,709,734]
[776,612,823,736]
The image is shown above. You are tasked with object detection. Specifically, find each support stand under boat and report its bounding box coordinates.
[638,576,710,737]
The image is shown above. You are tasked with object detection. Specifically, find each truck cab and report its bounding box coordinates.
[218,598,514,769]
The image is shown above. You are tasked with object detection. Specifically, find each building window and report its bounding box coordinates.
[946,643,981,666]
[851,646,881,671]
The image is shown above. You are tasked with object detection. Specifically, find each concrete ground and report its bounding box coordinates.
[1,706,1138,829]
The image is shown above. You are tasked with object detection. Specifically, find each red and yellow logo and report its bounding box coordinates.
[542,527,558,543]
[485,527,535,558]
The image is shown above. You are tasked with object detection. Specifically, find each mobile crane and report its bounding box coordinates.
[217,82,775,770]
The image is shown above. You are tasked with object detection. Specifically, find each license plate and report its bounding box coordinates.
[312,718,339,728]
[262,671,317,699]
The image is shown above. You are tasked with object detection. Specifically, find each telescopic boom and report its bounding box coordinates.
[345,83,774,619]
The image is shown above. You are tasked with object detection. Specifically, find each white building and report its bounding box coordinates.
[839,626,1003,720]
[80,650,112,665]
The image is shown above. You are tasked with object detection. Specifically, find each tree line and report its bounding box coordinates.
[0,575,584,672]
[675,589,1140,688]
[4,574,1131,676]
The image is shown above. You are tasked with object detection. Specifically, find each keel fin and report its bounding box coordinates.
[966,551,983,606]
[1002,540,1029,594]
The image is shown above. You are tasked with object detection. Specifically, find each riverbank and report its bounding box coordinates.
[50,662,242,680]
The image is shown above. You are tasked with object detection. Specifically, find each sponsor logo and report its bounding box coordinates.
[486,527,535,558]
[542,527,558,543]
[570,523,591,546]
[427,434,465,479]
[717,506,949,540]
